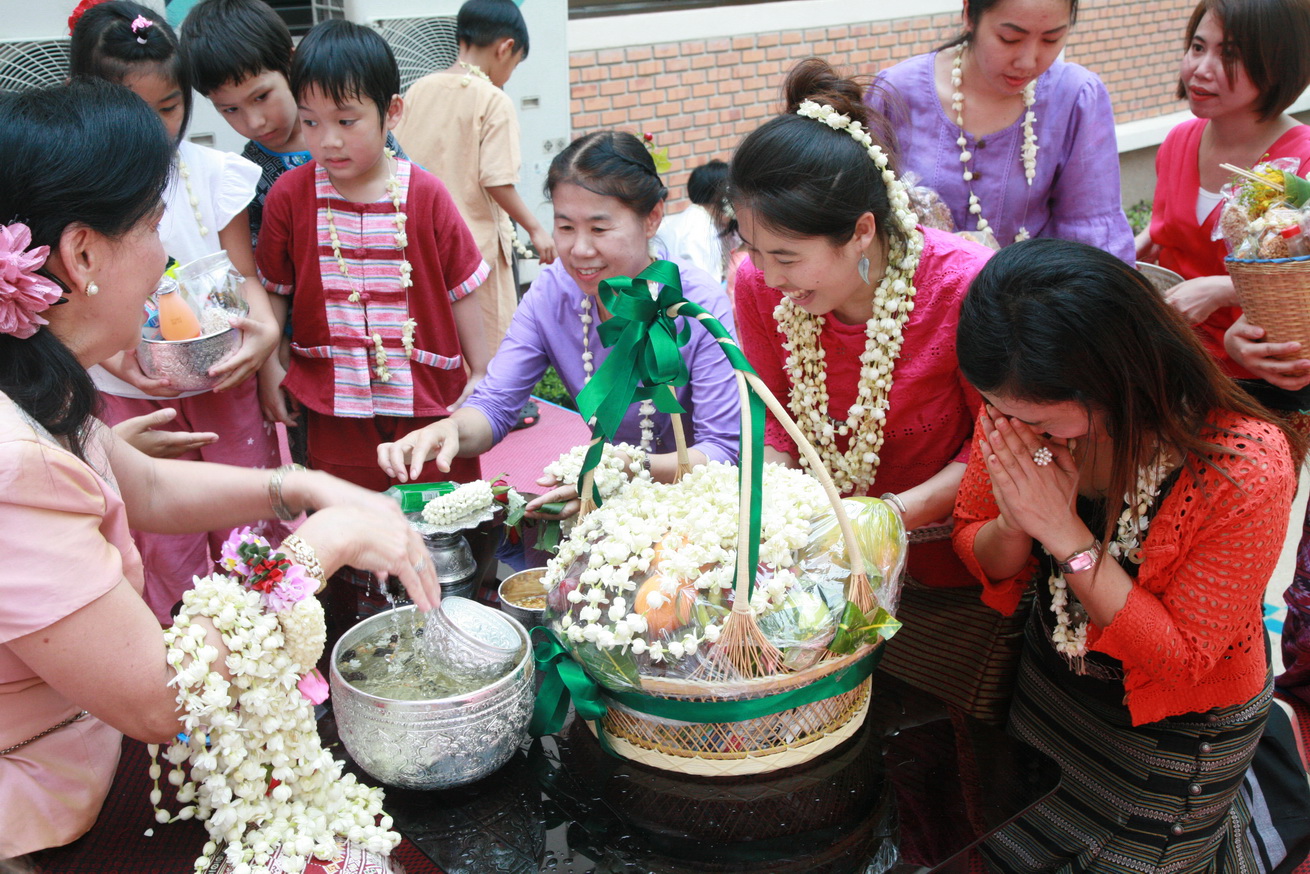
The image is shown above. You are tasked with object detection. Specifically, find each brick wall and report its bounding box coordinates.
[569,0,1195,210]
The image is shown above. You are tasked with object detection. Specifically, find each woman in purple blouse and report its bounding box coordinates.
[868,0,1135,262]
[377,131,740,514]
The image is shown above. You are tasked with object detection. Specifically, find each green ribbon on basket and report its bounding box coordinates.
[568,258,767,595]
[530,627,609,737]
[573,260,692,507]
[529,628,882,740]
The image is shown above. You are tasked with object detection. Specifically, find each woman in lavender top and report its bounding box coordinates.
[378,131,740,515]
[868,0,1134,262]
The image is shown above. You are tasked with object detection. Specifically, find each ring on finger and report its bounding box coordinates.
[413,556,428,575]
[1032,447,1054,467]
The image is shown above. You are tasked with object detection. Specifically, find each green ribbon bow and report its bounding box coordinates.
[568,259,768,594]
[529,627,609,737]
[575,260,692,435]
[573,261,692,506]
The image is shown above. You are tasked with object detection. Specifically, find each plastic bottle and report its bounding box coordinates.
[156,276,201,341]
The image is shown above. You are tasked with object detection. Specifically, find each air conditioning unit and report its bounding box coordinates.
[0,38,69,93]
[357,0,570,239]
[371,15,458,93]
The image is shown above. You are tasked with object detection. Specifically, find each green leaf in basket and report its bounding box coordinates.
[865,606,902,643]
[829,602,902,654]
[1285,172,1310,209]
[571,640,641,690]
[829,601,867,655]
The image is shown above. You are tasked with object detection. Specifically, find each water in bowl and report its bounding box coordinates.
[336,611,499,700]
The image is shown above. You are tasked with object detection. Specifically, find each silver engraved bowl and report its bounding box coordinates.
[138,254,249,392]
[422,596,523,684]
[137,325,243,392]
[331,605,533,790]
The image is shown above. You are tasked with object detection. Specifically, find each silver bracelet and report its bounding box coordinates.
[880,492,908,518]
[268,463,305,521]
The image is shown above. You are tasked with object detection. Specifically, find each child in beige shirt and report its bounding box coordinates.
[395,0,555,355]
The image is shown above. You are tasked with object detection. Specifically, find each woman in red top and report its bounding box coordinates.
[1137,0,1310,400]
[730,59,1016,724]
[730,59,991,588]
[955,239,1309,871]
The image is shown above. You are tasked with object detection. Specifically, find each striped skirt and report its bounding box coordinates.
[981,609,1276,874]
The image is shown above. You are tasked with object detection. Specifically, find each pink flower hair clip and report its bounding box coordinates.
[130,14,153,44]
[0,223,65,340]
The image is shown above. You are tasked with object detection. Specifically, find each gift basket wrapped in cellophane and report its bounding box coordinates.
[529,261,906,777]
[1217,158,1310,357]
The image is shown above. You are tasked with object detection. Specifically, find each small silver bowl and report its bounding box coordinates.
[138,253,250,392]
[138,326,242,392]
[498,568,548,628]
[423,596,522,684]
[331,605,534,790]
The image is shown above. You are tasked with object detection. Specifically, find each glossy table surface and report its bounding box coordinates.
[335,670,1060,874]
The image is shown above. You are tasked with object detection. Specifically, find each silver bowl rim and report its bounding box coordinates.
[139,323,240,348]
[329,603,532,706]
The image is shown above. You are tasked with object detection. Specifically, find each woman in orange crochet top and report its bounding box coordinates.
[952,238,1310,871]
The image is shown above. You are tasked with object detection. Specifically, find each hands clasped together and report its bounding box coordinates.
[976,405,1081,550]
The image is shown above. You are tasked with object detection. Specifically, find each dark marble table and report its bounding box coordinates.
[344,670,1059,874]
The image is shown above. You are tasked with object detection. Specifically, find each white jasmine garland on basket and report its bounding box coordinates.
[951,43,1037,242]
[580,295,658,451]
[1044,452,1172,672]
[153,529,400,874]
[421,479,496,527]
[542,462,827,670]
[778,101,925,496]
[542,441,650,501]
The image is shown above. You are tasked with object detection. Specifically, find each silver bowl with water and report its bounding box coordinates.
[331,605,534,790]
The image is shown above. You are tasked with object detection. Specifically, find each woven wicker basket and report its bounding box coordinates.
[1227,254,1310,359]
[551,261,899,777]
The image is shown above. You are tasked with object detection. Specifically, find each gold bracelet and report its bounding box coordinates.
[268,463,305,521]
[281,534,327,593]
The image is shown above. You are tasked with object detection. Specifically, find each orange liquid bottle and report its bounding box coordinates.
[156,278,201,341]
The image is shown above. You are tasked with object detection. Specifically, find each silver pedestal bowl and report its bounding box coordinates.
[330,605,534,790]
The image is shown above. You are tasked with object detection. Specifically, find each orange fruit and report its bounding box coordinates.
[634,573,697,637]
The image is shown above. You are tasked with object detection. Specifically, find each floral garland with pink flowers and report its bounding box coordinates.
[153,528,400,874]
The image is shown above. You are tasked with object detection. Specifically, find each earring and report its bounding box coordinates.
[857,255,870,285]
[85,281,99,296]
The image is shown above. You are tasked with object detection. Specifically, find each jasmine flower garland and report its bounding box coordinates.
[153,529,400,873]
[1044,453,1172,673]
[776,101,924,496]
[421,479,496,527]
[951,42,1038,242]
[541,442,651,500]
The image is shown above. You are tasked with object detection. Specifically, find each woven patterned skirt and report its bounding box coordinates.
[981,607,1280,874]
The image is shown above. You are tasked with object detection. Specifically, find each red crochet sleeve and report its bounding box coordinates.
[951,416,1038,615]
[1092,420,1295,695]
